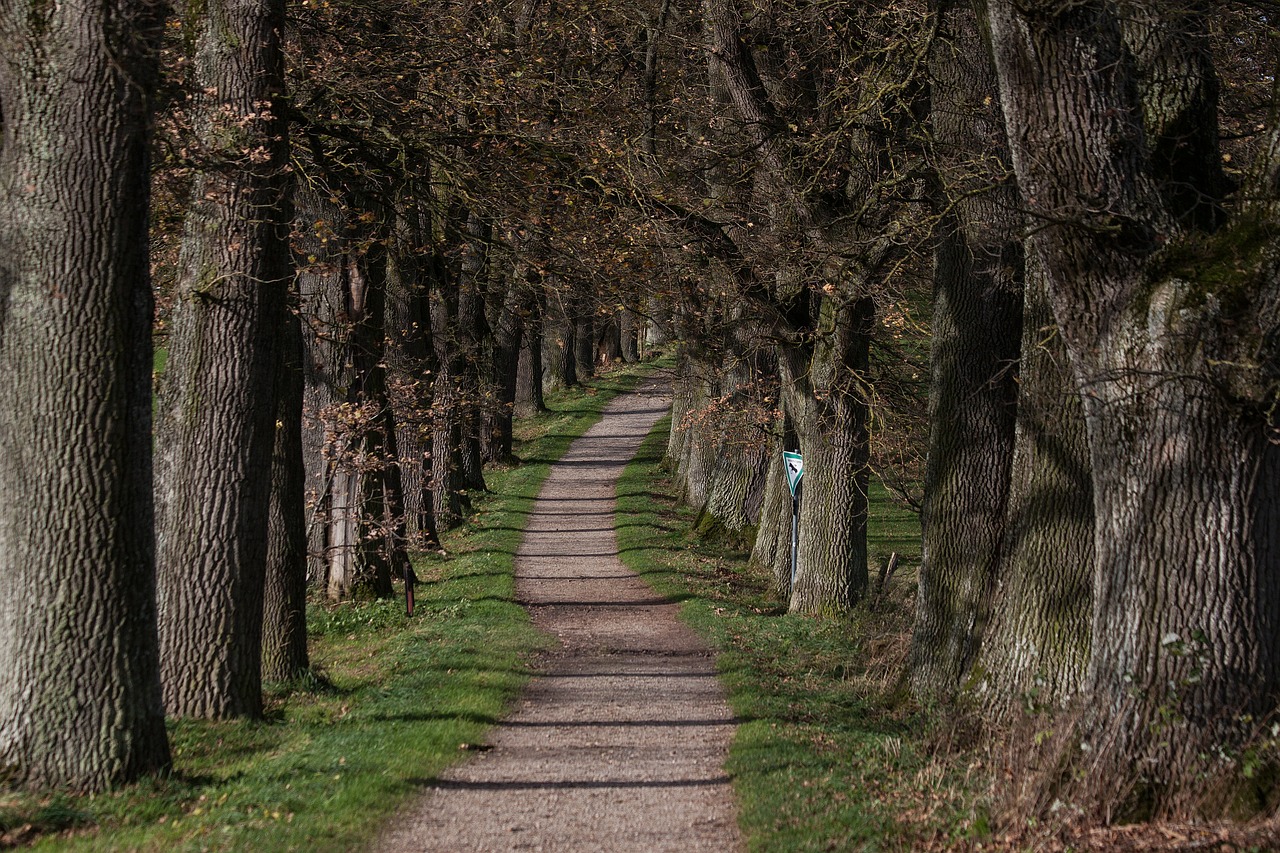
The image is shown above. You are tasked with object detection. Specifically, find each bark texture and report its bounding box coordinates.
[154,0,291,718]
[386,204,441,551]
[750,439,795,598]
[986,0,1280,808]
[783,298,874,614]
[263,306,310,683]
[977,255,1093,708]
[910,0,1023,698]
[0,0,171,788]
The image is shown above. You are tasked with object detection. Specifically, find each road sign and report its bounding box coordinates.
[783,451,804,496]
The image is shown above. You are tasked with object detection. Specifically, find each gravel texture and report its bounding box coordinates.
[376,382,743,852]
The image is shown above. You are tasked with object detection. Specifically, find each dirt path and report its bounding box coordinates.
[377,382,742,852]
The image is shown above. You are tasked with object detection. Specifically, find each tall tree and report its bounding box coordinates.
[263,306,311,683]
[985,0,1280,810]
[975,253,1093,709]
[699,0,930,613]
[155,0,292,717]
[0,0,171,787]
[295,181,399,600]
[909,0,1023,697]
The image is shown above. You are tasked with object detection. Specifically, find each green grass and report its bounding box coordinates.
[3,363,655,852]
[616,416,989,852]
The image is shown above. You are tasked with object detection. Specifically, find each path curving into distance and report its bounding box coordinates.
[378,380,743,852]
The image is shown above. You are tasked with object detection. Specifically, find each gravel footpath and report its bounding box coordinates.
[376,381,743,852]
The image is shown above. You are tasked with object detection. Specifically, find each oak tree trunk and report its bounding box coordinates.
[0,0,171,789]
[783,298,874,615]
[986,1,1280,809]
[481,264,525,463]
[620,308,641,363]
[263,305,310,683]
[750,438,796,598]
[910,0,1023,698]
[541,287,578,390]
[976,255,1093,709]
[155,0,292,718]
[515,303,547,418]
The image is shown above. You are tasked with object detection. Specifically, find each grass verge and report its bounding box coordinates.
[3,365,654,852]
[616,416,989,852]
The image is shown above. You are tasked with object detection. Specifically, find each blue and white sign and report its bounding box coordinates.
[783,451,803,496]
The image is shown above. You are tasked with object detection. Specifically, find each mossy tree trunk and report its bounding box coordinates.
[976,255,1093,709]
[986,0,1280,807]
[909,0,1023,699]
[0,0,171,789]
[155,0,292,718]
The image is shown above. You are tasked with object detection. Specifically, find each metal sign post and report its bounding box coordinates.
[783,451,804,593]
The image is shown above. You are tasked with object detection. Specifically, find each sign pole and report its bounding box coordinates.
[790,483,800,593]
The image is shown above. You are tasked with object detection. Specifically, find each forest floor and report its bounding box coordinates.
[376,378,743,852]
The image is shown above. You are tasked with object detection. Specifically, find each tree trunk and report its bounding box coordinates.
[783,298,874,615]
[646,297,671,348]
[977,254,1093,709]
[430,258,473,527]
[515,303,547,418]
[386,205,441,551]
[263,305,310,683]
[673,373,721,507]
[750,437,795,598]
[481,267,525,463]
[909,0,1023,699]
[541,286,577,390]
[701,444,768,536]
[986,1,1280,810]
[620,308,641,363]
[155,0,291,718]
[0,0,171,790]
